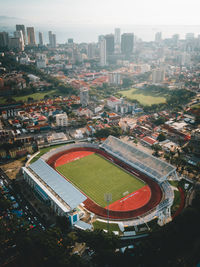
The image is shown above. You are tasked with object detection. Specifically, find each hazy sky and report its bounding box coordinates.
[1,0,200,26]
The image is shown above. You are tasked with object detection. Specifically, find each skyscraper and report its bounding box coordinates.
[38,32,44,46]
[121,33,134,57]
[155,32,162,44]
[8,37,24,51]
[114,28,121,53]
[16,25,26,45]
[48,31,56,48]
[98,35,105,43]
[27,27,36,46]
[172,34,179,46]
[105,34,114,55]
[52,34,56,48]
[152,69,165,83]
[87,43,95,59]
[0,32,9,48]
[68,38,74,44]
[115,28,121,45]
[100,38,106,66]
[14,30,24,51]
[48,31,52,46]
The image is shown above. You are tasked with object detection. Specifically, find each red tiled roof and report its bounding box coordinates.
[142,136,157,145]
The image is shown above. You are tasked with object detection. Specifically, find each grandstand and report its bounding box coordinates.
[22,159,87,215]
[22,137,177,227]
[101,136,177,182]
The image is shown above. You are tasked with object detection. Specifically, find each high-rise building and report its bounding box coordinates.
[152,69,165,83]
[100,38,106,66]
[36,54,47,68]
[68,38,74,44]
[16,25,26,45]
[185,33,195,40]
[48,31,56,48]
[87,43,95,59]
[155,32,162,43]
[0,32,9,48]
[105,34,114,55]
[38,32,44,46]
[108,72,121,85]
[80,87,89,107]
[14,31,24,51]
[27,27,36,46]
[8,37,24,51]
[121,33,134,57]
[52,34,56,48]
[98,35,105,43]
[115,28,121,45]
[172,34,179,46]
[114,28,121,53]
[48,31,52,46]
[55,113,68,127]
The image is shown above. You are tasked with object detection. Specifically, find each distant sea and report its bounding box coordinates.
[1,24,200,44]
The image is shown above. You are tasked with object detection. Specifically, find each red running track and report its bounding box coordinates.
[106,185,151,212]
[47,147,162,220]
[55,151,94,167]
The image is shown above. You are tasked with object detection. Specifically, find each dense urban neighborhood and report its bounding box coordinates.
[0,23,200,267]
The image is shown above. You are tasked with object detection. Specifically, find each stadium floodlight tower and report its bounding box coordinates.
[104,193,112,232]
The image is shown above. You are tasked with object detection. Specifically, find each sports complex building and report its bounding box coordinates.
[22,135,178,230]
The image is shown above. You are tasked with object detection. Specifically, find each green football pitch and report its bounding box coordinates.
[56,153,145,207]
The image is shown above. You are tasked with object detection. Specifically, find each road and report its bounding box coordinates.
[0,168,46,231]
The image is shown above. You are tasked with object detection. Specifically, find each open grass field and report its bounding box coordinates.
[13,90,57,102]
[118,87,167,106]
[92,220,121,233]
[0,90,58,104]
[56,153,145,207]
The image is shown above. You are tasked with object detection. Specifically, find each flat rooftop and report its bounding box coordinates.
[29,159,87,210]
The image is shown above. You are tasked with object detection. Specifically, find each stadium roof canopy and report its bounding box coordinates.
[29,159,87,210]
[101,136,176,182]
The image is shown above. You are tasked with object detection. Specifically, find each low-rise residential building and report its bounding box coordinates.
[107,96,121,109]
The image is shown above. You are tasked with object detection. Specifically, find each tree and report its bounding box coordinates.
[134,139,138,145]
[0,198,11,211]
[157,133,166,142]
[152,144,162,152]
[153,116,166,126]
[122,78,132,88]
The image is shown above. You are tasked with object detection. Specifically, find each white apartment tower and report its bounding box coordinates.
[56,113,68,127]
[114,28,121,53]
[16,25,26,45]
[152,69,165,83]
[108,72,121,85]
[80,87,89,107]
[100,38,106,66]
[13,30,24,51]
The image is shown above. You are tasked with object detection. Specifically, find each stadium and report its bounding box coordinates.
[22,136,177,229]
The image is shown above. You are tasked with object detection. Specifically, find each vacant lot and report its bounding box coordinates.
[56,153,145,207]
